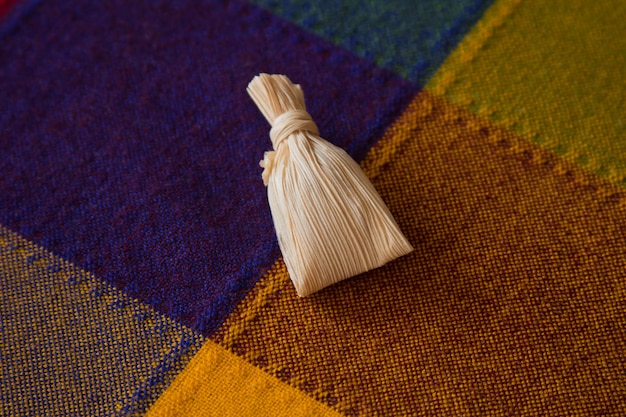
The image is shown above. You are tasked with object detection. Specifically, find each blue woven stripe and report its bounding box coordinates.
[0,0,417,335]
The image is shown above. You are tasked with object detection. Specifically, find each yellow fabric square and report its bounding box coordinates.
[146,341,343,417]
[428,0,626,185]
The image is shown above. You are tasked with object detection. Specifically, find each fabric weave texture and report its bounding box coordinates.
[1,0,625,415]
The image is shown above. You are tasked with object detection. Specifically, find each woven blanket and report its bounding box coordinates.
[2,0,625,415]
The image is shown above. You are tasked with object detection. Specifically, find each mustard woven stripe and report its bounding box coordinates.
[213,90,626,416]
[428,0,626,186]
[0,225,204,416]
[145,340,344,417]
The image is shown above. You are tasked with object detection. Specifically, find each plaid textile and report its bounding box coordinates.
[2,0,625,415]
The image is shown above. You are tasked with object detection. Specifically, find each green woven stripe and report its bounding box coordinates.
[0,226,205,416]
[249,0,494,84]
